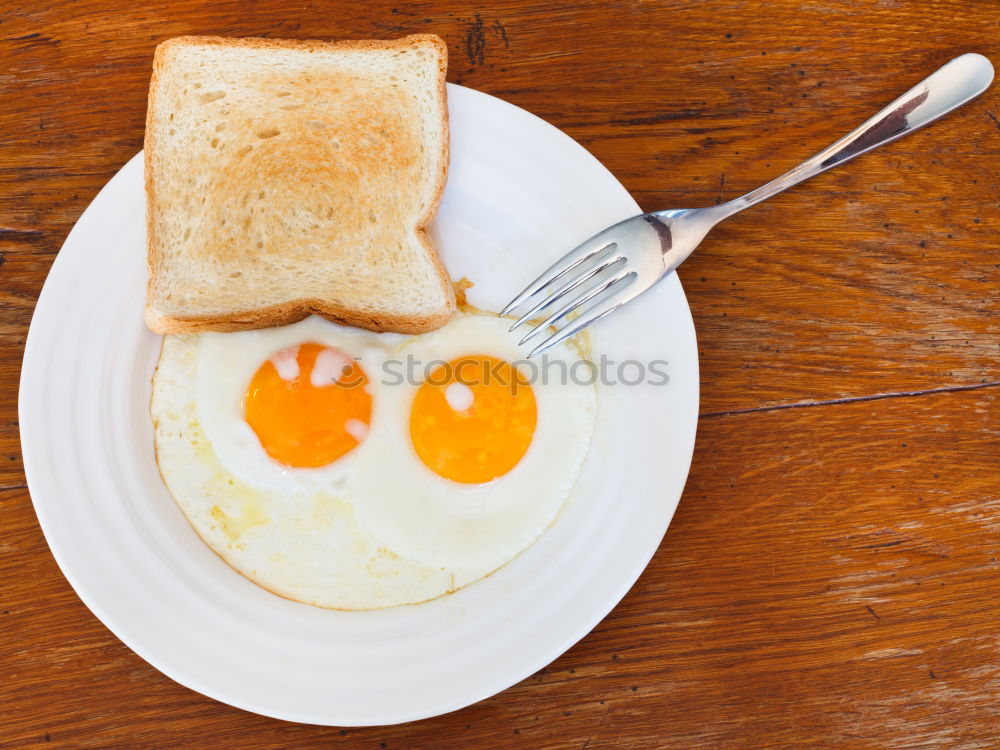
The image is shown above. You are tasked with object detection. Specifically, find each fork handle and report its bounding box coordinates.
[718,53,993,217]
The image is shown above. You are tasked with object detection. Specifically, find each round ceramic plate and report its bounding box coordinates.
[19,84,698,726]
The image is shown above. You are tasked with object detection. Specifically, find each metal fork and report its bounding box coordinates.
[502,53,994,356]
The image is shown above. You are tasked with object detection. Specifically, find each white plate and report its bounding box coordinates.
[19,84,698,725]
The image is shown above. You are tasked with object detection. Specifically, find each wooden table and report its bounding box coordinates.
[2,1,998,746]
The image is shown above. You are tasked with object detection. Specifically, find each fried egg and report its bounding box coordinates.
[151,312,596,609]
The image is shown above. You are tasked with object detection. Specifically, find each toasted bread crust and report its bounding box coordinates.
[143,294,456,335]
[144,34,455,335]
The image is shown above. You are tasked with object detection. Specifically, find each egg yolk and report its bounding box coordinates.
[245,343,371,468]
[409,355,536,484]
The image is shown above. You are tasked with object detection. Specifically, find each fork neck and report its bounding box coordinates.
[653,202,739,228]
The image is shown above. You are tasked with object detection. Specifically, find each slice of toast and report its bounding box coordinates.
[144,34,456,334]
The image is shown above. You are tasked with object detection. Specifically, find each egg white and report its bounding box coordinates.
[151,313,597,609]
[350,313,596,586]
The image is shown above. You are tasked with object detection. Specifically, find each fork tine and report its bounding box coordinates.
[508,254,625,332]
[498,238,617,317]
[520,270,636,346]
[517,272,618,345]
[527,272,639,357]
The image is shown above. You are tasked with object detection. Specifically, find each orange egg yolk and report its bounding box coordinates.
[244,343,371,468]
[409,355,536,484]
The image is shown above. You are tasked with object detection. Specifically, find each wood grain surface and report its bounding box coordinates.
[1,0,998,747]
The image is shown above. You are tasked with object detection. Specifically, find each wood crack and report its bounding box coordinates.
[701,380,1000,419]
[0,227,44,241]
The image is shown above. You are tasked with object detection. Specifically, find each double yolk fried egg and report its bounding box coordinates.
[152,312,597,609]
